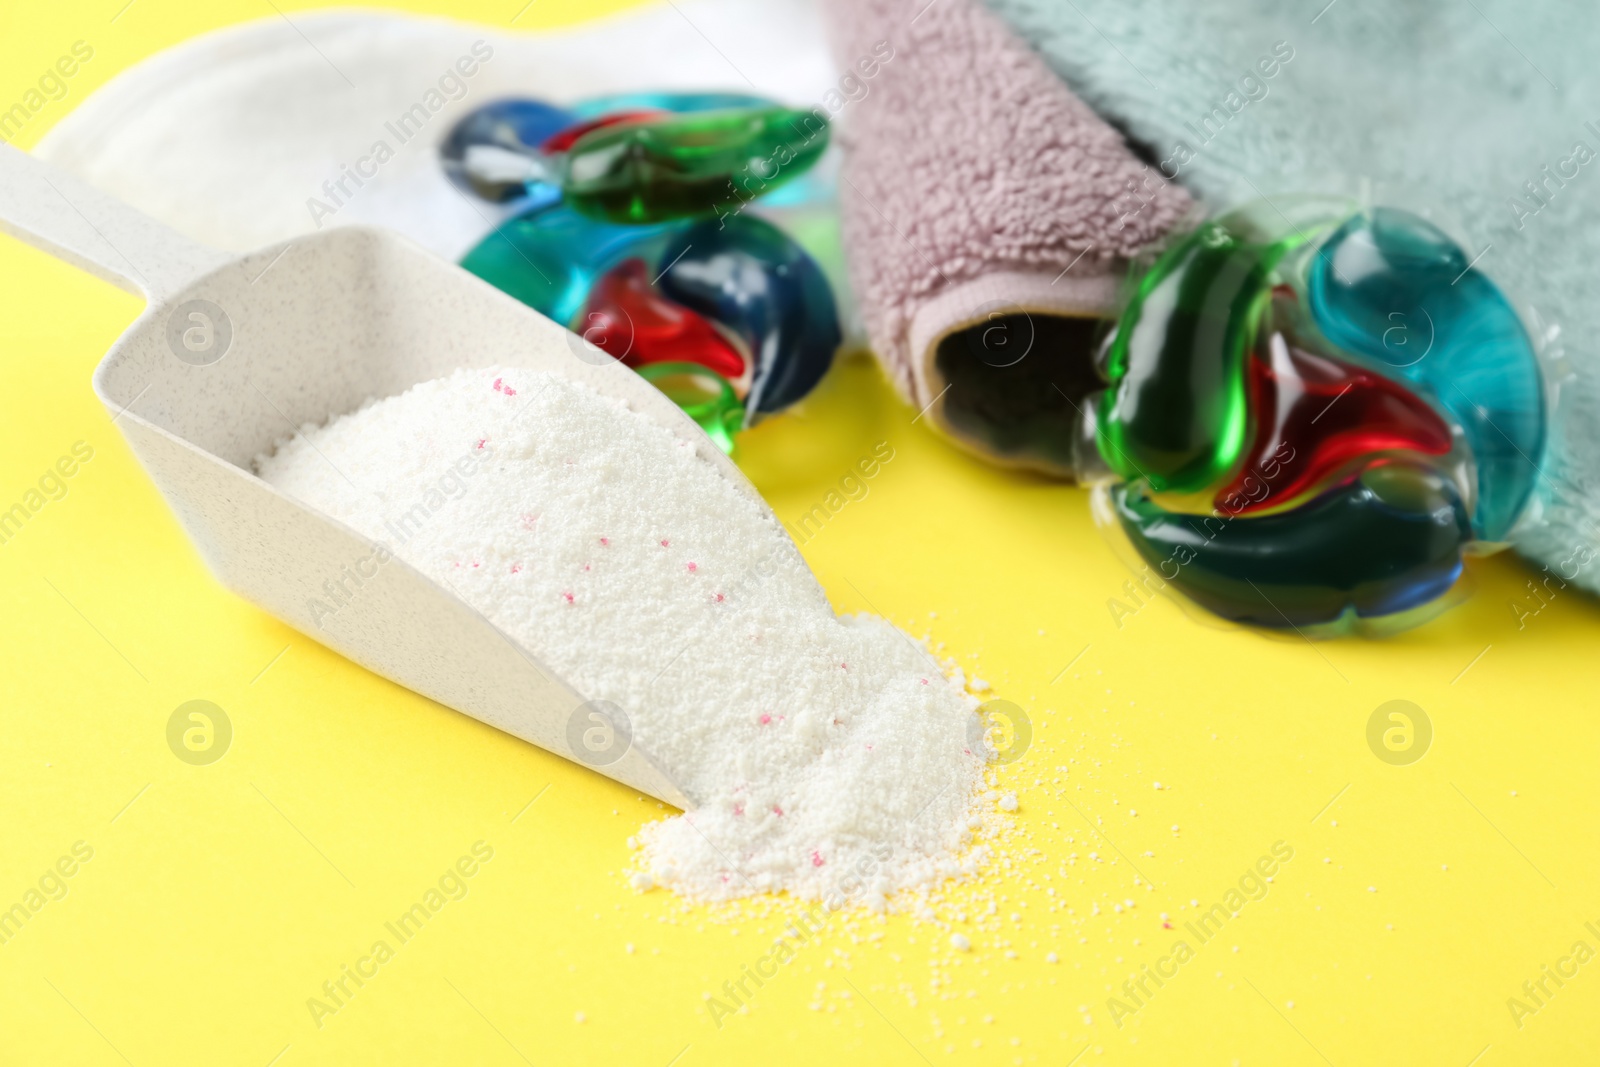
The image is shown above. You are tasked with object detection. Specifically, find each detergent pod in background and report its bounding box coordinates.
[439,98,576,204]
[1075,198,1552,635]
[446,91,841,452]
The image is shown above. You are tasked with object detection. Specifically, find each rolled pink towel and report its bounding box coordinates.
[819,0,1190,474]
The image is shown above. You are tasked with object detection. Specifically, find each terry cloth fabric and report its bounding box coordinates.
[817,0,1190,474]
[980,0,1600,586]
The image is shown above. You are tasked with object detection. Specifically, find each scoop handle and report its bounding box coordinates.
[0,142,229,302]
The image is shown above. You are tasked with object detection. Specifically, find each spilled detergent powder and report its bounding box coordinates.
[256,366,988,908]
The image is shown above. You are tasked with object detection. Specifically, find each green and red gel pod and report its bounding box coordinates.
[446,94,840,453]
[1085,200,1547,633]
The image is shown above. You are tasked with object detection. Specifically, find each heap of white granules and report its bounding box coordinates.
[257,366,987,907]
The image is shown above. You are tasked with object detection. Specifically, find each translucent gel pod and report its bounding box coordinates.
[576,258,750,391]
[562,107,830,225]
[635,362,745,455]
[1216,327,1454,515]
[458,203,684,326]
[1112,463,1472,629]
[439,98,575,202]
[1307,208,1545,541]
[569,93,842,263]
[656,215,840,416]
[1097,220,1314,495]
[540,111,664,154]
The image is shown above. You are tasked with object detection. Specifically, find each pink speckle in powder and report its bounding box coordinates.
[810,850,825,868]
[920,678,929,685]
[492,377,517,396]
[510,564,522,574]
[521,513,538,530]
[759,714,771,725]
[659,539,670,547]
[476,438,488,450]
[686,562,698,573]
[562,592,575,604]
[599,537,609,546]
[583,563,592,572]
[714,593,725,602]
[772,806,784,817]
[733,802,744,816]
[840,663,849,670]
[471,561,480,568]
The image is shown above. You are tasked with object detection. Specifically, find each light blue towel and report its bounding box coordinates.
[984,0,1600,592]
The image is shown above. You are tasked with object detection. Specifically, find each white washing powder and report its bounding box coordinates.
[256,366,987,907]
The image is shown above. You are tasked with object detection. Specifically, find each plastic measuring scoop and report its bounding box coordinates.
[0,143,804,810]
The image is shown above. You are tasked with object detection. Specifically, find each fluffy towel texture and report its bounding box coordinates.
[982,0,1600,585]
[817,0,1189,416]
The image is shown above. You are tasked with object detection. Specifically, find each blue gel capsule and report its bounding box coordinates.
[440,98,575,203]
[459,202,685,327]
[656,215,840,415]
[1307,208,1545,540]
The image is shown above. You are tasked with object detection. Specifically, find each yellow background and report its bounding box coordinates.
[2,2,1597,1063]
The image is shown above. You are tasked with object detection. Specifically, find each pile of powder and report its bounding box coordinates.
[256,366,987,907]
